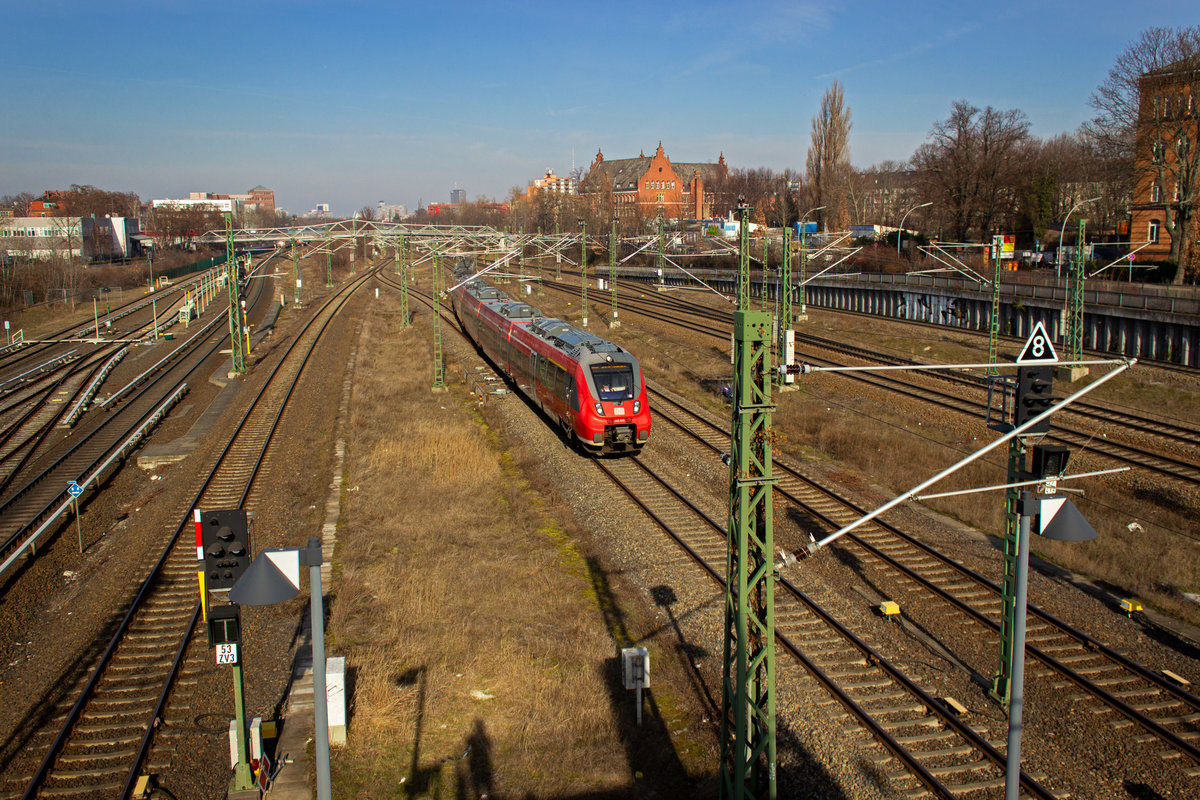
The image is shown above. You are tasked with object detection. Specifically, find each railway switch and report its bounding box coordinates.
[202,509,252,590]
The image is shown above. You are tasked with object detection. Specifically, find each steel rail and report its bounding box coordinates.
[649,385,1200,764]
[593,455,1054,799]
[19,268,376,799]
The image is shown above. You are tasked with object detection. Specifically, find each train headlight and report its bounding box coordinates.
[633,400,641,414]
[594,402,605,416]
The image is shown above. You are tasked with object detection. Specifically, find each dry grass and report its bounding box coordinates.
[575,282,1200,628]
[781,320,1200,626]
[326,301,657,798]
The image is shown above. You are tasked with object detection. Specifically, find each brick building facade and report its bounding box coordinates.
[578,143,727,222]
[1129,56,1198,273]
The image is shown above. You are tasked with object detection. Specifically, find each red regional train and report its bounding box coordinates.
[451,270,651,454]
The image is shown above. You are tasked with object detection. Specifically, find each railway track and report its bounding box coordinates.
[392,264,1199,794]
[0,268,376,799]
[545,277,1200,488]
[647,384,1200,792]
[0,257,280,579]
[814,302,1200,377]
[393,269,1055,794]
[593,449,1055,798]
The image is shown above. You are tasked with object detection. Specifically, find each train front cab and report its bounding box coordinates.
[576,356,650,454]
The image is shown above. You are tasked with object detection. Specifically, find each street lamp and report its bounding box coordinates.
[1057,197,1100,278]
[799,205,825,235]
[897,202,933,257]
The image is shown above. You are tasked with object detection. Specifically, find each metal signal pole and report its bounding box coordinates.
[737,203,750,311]
[291,239,301,308]
[224,213,245,373]
[987,236,1003,375]
[431,243,446,392]
[580,218,588,327]
[609,220,620,328]
[398,241,410,327]
[325,223,333,287]
[720,200,777,800]
[777,227,792,386]
[991,436,1027,703]
[657,211,665,289]
[780,227,792,328]
[1064,220,1086,363]
[761,234,769,311]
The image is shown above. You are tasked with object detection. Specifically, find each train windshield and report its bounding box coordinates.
[591,364,636,402]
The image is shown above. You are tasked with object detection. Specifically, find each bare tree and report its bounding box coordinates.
[806,81,852,230]
[58,185,140,218]
[911,100,1031,242]
[1,192,35,216]
[1088,26,1200,281]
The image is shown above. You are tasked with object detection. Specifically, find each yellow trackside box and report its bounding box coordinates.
[879,601,901,616]
[1120,598,1142,615]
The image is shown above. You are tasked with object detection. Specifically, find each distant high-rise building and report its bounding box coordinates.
[450,186,466,205]
[376,201,408,221]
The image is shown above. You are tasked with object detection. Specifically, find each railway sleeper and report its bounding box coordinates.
[821,663,872,679]
[1129,699,1191,714]
[106,657,172,672]
[1129,711,1200,728]
[860,700,930,716]
[57,742,138,761]
[74,718,147,735]
[924,758,994,777]
[937,775,1009,794]
[892,728,962,746]
[877,714,944,732]
[1109,686,1166,700]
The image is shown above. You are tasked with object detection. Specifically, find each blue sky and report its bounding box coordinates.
[3,1,1198,216]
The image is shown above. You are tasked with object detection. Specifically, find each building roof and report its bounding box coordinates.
[1147,53,1200,75]
[581,157,655,192]
[580,147,727,193]
[250,185,272,192]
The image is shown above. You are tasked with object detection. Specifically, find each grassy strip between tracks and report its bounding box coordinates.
[325,295,712,798]
[618,291,1200,629]
[527,271,1199,630]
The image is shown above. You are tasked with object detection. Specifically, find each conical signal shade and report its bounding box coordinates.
[230,548,303,606]
[1037,496,1099,542]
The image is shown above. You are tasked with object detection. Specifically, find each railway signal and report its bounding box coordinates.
[202,509,252,590]
[207,602,242,652]
[1014,364,1055,433]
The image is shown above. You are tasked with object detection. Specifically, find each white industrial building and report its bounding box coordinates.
[150,196,244,216]
[0,216,83,259]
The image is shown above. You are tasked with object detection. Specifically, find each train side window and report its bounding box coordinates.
[566,376,579,411]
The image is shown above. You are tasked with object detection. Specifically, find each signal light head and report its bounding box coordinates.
[200,510,252,590]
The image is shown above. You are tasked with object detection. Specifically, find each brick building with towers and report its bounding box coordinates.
[578,143,727,223]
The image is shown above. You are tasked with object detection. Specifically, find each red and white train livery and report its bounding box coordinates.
[451,274,651,454]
